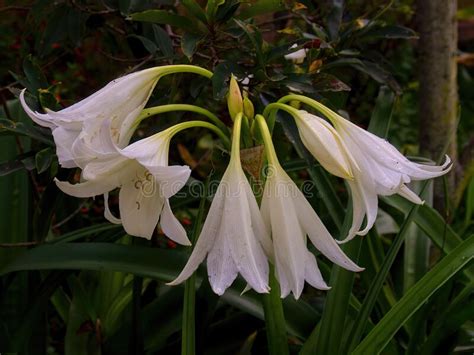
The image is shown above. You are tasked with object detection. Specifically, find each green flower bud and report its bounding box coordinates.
[243,91,255,120]
[227,75,243,121]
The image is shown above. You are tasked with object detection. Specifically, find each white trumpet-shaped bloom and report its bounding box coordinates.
[20,65,211,168]
[169,116,271,295]
[261,164,363,299]
[55,122,191,244]
[294,109,452,243]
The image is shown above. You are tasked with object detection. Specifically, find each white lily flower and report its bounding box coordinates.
[55,121,191,244]
[273,98,452,243]
[20,65,212,168]
[328,113,451,242]
[256,115,362,299]
[284,44,307,64]
[168,114,271,295]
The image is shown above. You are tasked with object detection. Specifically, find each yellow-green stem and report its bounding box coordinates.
[160,65,213,79]
[168,120,231,151]
[268,94,342,126]
[137,104,228,133]
[255,115,281,168]
[230,113,243,164]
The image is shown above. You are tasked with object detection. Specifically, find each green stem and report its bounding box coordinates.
[262,102,300,133]
[159,64,213,79]
[169,120,231,151]
[263,94,342,126]
[230,113,243,163]
[181,181,208,355]
[137,104,228,134]
[255,115,280,167]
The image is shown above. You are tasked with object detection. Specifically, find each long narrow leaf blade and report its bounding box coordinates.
[353,235,474,354]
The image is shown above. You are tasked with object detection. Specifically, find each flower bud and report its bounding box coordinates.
[243,91,255,120]
[227,75,243,121]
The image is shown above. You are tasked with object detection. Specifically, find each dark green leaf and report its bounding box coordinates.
[215,0,240,23]
[182,0,207,24]
[234,19,265,69]
[1,243,185,281]
[35,147,54,174]
[181,33,203,60]
[206,0,225,22]
[322,58,401,94]
[0,119,54,146]
[153,25,174,58]
[360,25,418,41]
[129,10,196,31]
[23,55,48,92]
[313,73,351,92]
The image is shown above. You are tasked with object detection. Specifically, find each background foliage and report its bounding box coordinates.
[0,0,473,354]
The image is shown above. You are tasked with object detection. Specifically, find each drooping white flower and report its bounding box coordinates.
[168,115,271,295]
[330,114,451,242]
[20,65,212,168]
[292,108,452,243]
[55,121,191,244]
[284,44,307,64]
[261,165,363,299]
[255,114,362,299]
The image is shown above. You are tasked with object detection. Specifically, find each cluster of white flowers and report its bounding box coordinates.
[20,66,451,299]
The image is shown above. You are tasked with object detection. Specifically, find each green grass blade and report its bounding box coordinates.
[343,204,420,353]
[262,267,290,355]
[352,235,474,355]
[182,188,207,355]
[300,238,362,355]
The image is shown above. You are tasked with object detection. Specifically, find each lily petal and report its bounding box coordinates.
[167,184,225,286]
[292,177,363,271]
[19,90,56,129]
[225,171,269,293]
[118,167,164,239]
[55,178,117,198]
[304,252,331,291]
[104,192,121,224]
[160,199,190,245]
[207,222,238,295]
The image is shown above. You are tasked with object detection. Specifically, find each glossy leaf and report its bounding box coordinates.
[181,33,203,60]
[0,118,53,146]
[182,0,207,24]
[129,10,196,31]
[360,25,418,41]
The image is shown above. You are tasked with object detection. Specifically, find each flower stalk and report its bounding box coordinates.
[137,104,228,134]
